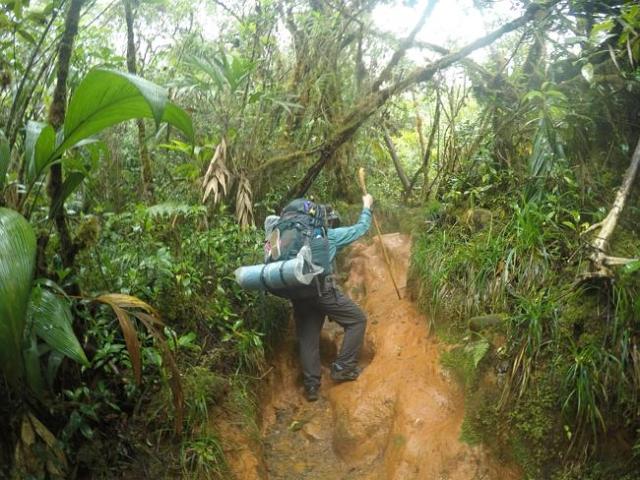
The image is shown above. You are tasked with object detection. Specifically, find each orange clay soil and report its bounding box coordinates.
[222,233,522,480]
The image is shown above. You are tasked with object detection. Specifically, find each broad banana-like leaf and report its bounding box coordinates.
[27,286,89,367]
[25,121,56,183]
[0,208,36,385]
[56,69,194,157]
[0,129,8,190]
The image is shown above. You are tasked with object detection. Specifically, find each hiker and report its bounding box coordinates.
[292,193,374,401]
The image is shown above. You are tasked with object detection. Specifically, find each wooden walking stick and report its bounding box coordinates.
[358,168,402,300]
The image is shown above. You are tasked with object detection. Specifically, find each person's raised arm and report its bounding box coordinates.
[328,195,374,252]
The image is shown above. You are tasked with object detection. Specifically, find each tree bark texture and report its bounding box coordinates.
[46,0,85,269]
[124,0,154,201]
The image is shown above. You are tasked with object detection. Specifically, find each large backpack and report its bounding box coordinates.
[264,199,331,298]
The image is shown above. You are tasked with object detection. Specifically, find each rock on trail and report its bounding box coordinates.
[222,233,521,480]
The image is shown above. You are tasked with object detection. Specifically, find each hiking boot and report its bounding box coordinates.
[304,385,320,402]
[330,363,362,383]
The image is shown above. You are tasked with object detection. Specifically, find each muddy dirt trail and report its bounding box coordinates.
[225,234,521,480]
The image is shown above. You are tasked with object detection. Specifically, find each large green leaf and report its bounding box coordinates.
[162,103,194,143]
[0,129,8,191]
[56,69,194,156]
[25,120,56,182]
[0,208,36,385]
[27,286,89,367]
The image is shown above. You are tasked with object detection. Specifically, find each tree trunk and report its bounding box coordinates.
[46,0,85,270]
[409,95,440,194]
[124,0,154,201]
[382,128,411,195]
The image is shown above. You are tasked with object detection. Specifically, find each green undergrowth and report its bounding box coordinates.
[44,205,292,478]
[409,172,640,478]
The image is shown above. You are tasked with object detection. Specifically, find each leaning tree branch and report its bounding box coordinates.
[587,136,640,277]
[283,1,557,203]
[382,127,411,194]
[259,146,323,172]
[370,0,437,92]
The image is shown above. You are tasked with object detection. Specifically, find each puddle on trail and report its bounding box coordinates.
[223,233,521,480]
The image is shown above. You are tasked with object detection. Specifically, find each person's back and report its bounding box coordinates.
[291,194,373,401]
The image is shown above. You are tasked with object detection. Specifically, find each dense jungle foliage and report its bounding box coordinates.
[1,0,639,478]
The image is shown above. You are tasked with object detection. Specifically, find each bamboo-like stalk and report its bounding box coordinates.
[124,0,154,201]
[358,168,402,300]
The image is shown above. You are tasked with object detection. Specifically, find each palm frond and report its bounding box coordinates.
[96,294,143,384]
[95,293,184,434]
[235,175,254,228]
[202,139,232,205]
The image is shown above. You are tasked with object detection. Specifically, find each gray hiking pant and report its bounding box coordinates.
[291,283,367,389]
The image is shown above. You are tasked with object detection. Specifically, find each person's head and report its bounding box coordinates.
[325,205,341,228]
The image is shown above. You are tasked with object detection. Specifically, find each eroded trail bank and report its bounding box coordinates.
[225,234,521,479]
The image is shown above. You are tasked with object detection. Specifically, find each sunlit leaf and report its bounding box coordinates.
[590,18,614,42]
[581,63,594,84]
[623,260,640,275]
[16,27,36,44]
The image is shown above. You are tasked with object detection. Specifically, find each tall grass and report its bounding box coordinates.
[561,341,615,444]
[410,183,640,462]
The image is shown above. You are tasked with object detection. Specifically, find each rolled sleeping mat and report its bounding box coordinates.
[235,246,323,291]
